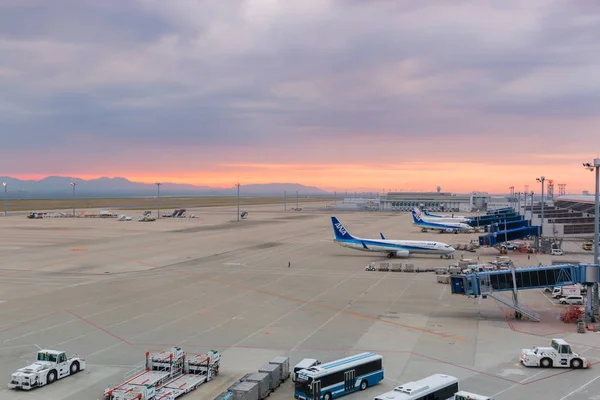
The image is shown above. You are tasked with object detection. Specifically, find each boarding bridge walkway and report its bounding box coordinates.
[451,264,600,322]
[478,226,540,246]
[450,264,599,297]
[486,220,529,232]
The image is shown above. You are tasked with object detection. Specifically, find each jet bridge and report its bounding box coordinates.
[451,264,600,321]
[478,226,540,246]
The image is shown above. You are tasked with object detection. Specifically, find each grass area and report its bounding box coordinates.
[2,196,336,212]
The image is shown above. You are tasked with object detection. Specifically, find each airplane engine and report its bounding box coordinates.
[394,250,410,258]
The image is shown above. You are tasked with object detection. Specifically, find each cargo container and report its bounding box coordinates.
[231,381,260,400]
[243,372,270,399]
[258,363,281,390]
[269,356,290,380]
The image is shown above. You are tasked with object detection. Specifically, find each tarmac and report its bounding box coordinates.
[0,204,599,400]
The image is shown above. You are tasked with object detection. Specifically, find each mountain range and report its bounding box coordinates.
[0,176,330,198]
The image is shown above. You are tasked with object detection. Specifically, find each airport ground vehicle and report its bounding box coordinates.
[520,339,589,369]
[559,295,584,305]
[293,359,321,382]
[104,348,220,400]
[454,391,491,400]
[294,352,383,400]
[583,242,593,251]
[374,374,458,400]
[551,248,564,256]
[552,285,582,298]
[8,349,85,390]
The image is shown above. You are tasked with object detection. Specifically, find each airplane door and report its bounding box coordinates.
[313,380,321,400]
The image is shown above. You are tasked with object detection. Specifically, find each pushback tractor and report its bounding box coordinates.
[8,349,85,390]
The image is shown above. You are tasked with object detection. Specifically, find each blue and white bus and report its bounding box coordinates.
[374,374,459,400]
[294,352,383,400]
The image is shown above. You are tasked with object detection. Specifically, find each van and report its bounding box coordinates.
[551,248,564,256]
[559,295,584,305]
[292,358,320,382]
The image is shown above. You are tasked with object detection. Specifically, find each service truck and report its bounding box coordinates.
[8,349,85,390]
[520,338,590,369]
[551,285,582,299]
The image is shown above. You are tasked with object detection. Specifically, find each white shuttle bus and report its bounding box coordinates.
[373,374,458,400]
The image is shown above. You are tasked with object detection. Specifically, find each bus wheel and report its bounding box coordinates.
[360,380,368,390]
[323,392,332,400]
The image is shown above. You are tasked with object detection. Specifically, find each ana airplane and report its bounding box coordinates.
[421,208,471,223]
[411,209,473,234]
[331,216,455,258]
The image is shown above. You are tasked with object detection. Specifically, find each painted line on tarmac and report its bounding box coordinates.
[224,265,373,353]
[490,369,547,397]
[557,375,600,400]
[64,310,131,345]
[82,272,293,359]
[0,312,58,333]
[169,269,458,340]
[0,253,87,278]
[290,272,392,352]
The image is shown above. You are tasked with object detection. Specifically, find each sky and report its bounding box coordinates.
[1,0,600,193]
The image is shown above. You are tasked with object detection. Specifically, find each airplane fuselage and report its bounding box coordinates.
[334,237,454,255]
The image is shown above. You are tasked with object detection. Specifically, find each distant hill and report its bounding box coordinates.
[0,176,330,198]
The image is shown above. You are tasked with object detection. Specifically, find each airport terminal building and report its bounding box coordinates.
[378,191,491,213]
[526,195,598,238]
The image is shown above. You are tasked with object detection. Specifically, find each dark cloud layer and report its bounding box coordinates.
[1,0,599,166]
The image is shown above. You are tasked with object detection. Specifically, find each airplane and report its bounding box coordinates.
[331,216,455,258]
[411,209,473,234]
[421,208,471,223]
[413,207,473,224]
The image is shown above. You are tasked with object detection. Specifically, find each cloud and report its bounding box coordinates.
[1,0,600,191]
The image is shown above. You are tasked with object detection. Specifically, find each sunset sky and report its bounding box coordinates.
[1,0,599,193]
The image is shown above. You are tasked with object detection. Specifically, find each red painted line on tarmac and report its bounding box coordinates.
[65,310,131,345]
[0,312,58,333]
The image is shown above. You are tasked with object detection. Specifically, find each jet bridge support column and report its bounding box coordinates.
[511,265,522,320]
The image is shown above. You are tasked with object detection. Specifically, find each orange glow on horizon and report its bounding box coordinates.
[8,160,599,194]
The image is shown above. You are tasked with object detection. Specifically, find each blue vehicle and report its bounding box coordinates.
[294,352,383,400]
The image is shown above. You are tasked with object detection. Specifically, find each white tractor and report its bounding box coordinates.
[520,338,589,369]
[8,349,85,390]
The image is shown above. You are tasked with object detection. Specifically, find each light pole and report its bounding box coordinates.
[155,182,161,218]
[536,176,545,238]
[529,191,534,222]
[236,183,240,221]
[284,190,287,211]
[2,182,6,216]
[70,182,76,216]
[296,190,299,209]
[583,159,600,317]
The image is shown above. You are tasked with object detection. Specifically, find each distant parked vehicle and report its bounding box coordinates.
[559,295,584,305]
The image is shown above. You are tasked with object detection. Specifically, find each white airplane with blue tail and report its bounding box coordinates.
[331,216,455,258]
[420,208,471,223]
[411,209,473,234]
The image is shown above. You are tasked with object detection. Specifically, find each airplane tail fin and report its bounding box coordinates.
[411,209,422,223]
[380,232,385,240]
[331,217,355,240]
